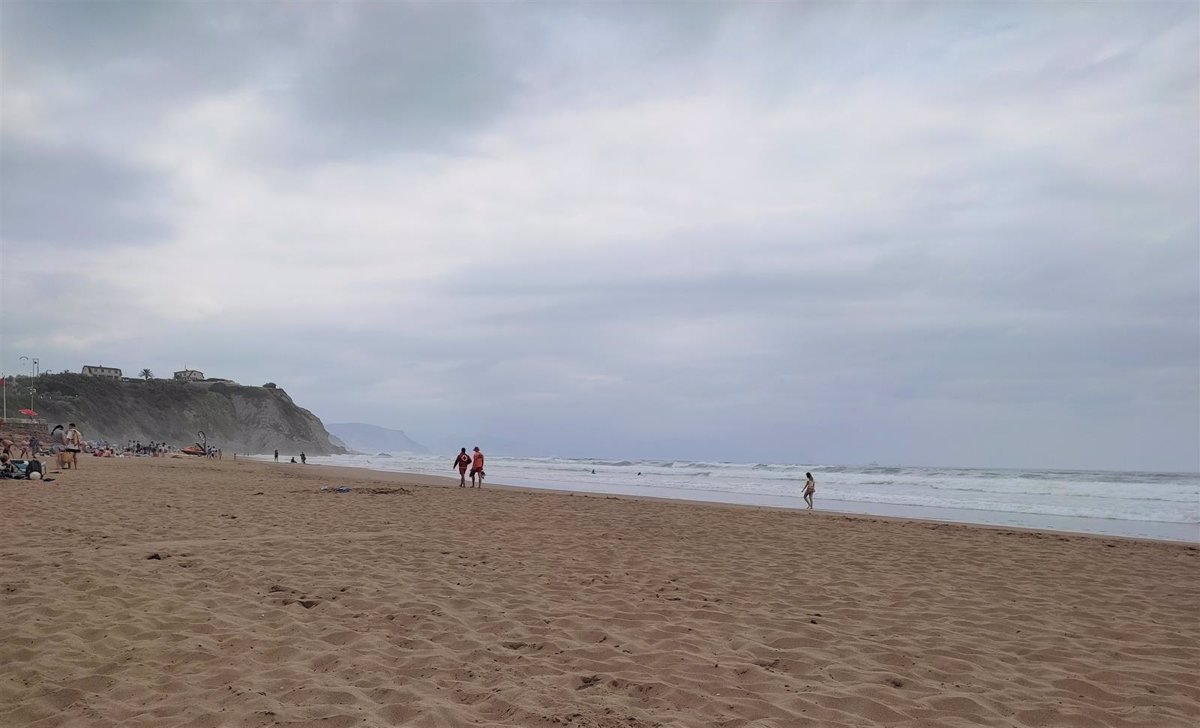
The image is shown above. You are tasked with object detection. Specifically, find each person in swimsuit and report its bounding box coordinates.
[803,472,816,509]
[452,448,471,487]
[470,447,485,488]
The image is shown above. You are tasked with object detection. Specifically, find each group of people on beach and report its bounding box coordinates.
[273,449,306,464]
[128,440,170,456]
[0,434,39,459]
[452,447,485,488]
[442,450,815,506]
[0,422,84,477]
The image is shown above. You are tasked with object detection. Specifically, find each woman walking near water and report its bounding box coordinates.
[803,472,816,509]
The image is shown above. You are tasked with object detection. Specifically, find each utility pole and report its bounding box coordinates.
[19,356,29,411]
[19,356,36,412]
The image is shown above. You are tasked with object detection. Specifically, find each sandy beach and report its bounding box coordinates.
[1,457,1197,728]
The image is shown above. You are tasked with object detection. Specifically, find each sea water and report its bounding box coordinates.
[296,453,1200,542]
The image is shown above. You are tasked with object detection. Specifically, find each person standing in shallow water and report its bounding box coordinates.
[452,448,471,487]
[274,449,279,462]
[803,472,816,509]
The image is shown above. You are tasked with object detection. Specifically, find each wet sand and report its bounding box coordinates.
[2,456,1197,727]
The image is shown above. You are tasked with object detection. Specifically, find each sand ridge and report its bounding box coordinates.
[1,457,1197,727]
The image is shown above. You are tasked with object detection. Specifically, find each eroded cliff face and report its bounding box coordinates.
[16,375,344,454]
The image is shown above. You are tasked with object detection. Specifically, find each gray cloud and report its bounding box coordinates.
[0,138,172,245]
[0,1,1196,471]
[280,4,524,160]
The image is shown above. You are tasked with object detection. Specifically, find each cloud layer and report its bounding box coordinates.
[2,2,1197,470]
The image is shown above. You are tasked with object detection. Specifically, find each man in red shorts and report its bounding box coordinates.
[470,446,485,488]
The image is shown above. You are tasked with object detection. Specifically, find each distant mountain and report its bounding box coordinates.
[325,422,430,454]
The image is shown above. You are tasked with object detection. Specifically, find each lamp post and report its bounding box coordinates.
[18,356,35,412]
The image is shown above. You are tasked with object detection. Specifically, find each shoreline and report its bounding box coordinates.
[254,456,1200,544]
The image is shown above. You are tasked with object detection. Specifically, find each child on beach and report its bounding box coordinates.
[803,472,816,509]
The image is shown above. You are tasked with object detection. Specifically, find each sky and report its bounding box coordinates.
[1,1,1197,471]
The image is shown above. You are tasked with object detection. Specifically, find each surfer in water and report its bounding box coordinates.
[803,472,816,509]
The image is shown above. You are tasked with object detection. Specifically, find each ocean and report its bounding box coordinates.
[297,453,1200,542]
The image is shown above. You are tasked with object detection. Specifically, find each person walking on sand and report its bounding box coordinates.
[452,448,471,487]
[274,449,279,463]
[803,472,816,509]
[300,451,306,465]
[470,446,485,488]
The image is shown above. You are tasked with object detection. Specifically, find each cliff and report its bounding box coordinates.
[5,374,344,455]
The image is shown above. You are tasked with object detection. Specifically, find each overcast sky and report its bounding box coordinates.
[1,1,1196,470]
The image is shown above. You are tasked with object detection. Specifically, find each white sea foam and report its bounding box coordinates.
[292,453,1200,541]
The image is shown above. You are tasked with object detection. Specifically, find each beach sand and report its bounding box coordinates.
[1,457,1197,727]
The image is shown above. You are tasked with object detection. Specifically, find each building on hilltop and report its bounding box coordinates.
[81,365,122,379]
[174,369,205,381]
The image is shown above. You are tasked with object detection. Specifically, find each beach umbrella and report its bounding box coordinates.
[19,408,37,417]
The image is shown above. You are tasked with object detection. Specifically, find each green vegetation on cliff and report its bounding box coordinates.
[4,374,343,454]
